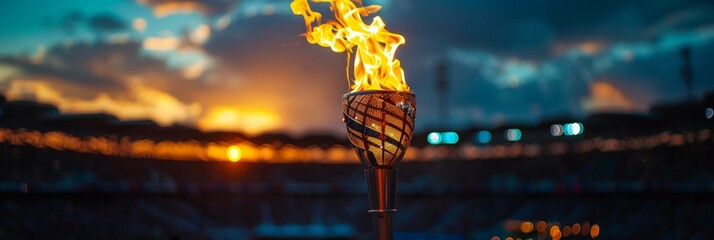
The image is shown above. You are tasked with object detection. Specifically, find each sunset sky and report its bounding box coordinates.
[1,0,713,136]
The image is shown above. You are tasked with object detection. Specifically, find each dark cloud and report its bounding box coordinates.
[0,40,208,126]
[385,0,714,60]
[50,11,127,35]
[193,0,714,132]
[596,43,714,105]
[0,57,125,96]
[88,13,127,33]
[0,41,203,99]
[359,0,714,129]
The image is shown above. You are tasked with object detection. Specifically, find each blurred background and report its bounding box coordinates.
[1,0,713,239]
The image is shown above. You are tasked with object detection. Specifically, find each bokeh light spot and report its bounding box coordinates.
[536,221,546,232]
[520,221,534,233]
[427,132,442,145]
[477,130,492,143]
[550,124,563,136]
[505,129,522,141]
[590,224,600,238]
[572,223,581,235]
[442,132,459,144]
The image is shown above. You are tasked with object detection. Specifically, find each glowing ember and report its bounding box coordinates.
[291,0,411,93]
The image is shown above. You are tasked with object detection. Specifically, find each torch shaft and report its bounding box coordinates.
[373,212,393,240]
[364,168,398,212]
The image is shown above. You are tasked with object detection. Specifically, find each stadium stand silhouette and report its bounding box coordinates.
[0,92,713,239]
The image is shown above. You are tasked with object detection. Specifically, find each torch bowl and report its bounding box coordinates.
[342,90,416,168]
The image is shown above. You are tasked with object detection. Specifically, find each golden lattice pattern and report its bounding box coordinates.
[342,91,416,168]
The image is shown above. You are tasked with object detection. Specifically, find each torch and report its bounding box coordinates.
[291,0,415,239]
[343,90,415,239]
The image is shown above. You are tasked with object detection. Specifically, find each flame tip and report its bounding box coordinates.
[291,0,411,93]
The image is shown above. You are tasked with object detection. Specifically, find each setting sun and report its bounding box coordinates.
[227,145,242,162]
[198,106,279,135]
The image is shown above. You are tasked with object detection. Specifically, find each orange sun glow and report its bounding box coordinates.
[198,106,279,135]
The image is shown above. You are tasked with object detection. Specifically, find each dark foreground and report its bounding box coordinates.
[1,139,713,239]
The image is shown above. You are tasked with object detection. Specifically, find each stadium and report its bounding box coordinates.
[1,0,714,239]
[1,91,712,239]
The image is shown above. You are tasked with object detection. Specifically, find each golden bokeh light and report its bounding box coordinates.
[536,221,546,232]
[572,223,581,235]
[520,221,534,233]
[562,226,571,236]
[590,224,600,238]
[582,222,591,236]
[550,226,561,240]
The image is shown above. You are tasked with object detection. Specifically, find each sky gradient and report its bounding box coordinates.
[1,0,713,136]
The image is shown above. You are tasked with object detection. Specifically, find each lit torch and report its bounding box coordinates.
[291,0,415,238]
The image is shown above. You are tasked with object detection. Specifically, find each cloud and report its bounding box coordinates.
[5,80,201,126]
[141,25,213,57]
[202,13,349,134]
[0,31,302,134]
[133,18,147,32]
[0,41,210,126]
[215,15,231,30]
[581,81,638,113]
[182,62,207,79]
[137,0,240,17]
[87,13,127,33]
[197,106,279,135]
[645,6,714,38]
[143,36,181,51]
[0,57,126,95]
[378,0,714,129]
[448,49,546,89]
[193,0,714,132]
[385,0,714,62]
[190,24,211,44]
[52,11,128,36]
[139,25,216,83]
[446,23,714,92]
[4,0,714,135]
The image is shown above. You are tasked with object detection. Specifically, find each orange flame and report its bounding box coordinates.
[291,0,411,92]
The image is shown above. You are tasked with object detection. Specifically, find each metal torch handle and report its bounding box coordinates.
[373,212,393,240]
